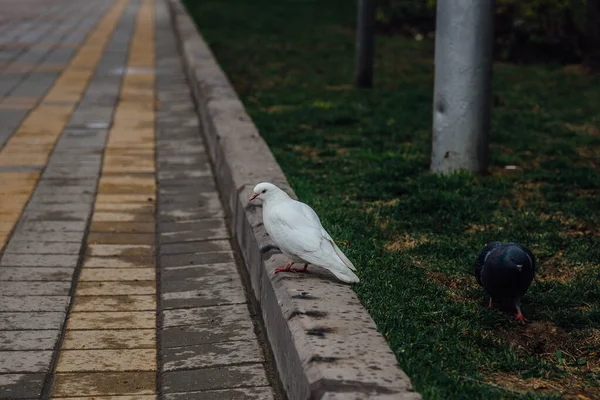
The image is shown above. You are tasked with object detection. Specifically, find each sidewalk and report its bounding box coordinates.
[0,0,278,398]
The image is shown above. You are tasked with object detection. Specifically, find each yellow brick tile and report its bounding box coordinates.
[79,268,155,282]
[90,221,155,234]
[51,372,155,397]
[67,311,155,330]
[94,203,155,213]
[56,348,156,372]
[83,256,155,269]
[92,212,155,223]
[88,232,155,245]
[62,329,155,349]
[96,194,155,204]
[75,281,155,296]
[71,295,156,312]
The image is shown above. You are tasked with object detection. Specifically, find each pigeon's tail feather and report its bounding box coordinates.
[329,267,360,283]
[330,238,356,271]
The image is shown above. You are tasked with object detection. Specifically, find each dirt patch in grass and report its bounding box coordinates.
[487,322,600,398]
[292,145,318,159]
[565,123,600,136]
[486,371,599,399]
[426,271,476,303]
[384,233,429,251]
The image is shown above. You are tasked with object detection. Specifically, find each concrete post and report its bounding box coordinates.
[354,0,375,88]
[431,0,495,174]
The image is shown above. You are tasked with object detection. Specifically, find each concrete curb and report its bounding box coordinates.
[166,1,422,399]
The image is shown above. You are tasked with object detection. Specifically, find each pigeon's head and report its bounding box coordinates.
[249,182,287,203]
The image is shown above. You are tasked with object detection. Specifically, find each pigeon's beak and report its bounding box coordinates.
[249,193,259,201]
[515,264,523,272]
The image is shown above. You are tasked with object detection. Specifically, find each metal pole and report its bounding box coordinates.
[431,0,495,174]
[354,0,375,88]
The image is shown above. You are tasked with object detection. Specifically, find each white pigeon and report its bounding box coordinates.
[249,182,359,283]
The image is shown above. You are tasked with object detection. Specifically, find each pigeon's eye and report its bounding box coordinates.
[262,189,267,194]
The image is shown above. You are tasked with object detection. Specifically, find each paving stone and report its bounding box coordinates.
[163,387,274,400]
[56,348,156,372]
[18,220,88,232]
[158,195,221,210]
[158,219,225,234]
[0,351,53,373]
[159,240,232,255]
[88,232,155,245]
[3,241,81,254]
[67,311,155,330]
[158,184,217,197]
[0,267,74,281]
[86,244,155,257]
[27,194,94,204]
[159,263,245,308]
[162,340,263,372]
[2,281,71,296]
[160,252,234,268]
[79,268,155,281]
[8,231,84,243]
[161,305,257,348]
[71,295,156,312]
[158,227,231,243]
[161,364,269,393]
[90,221,155,233]
[0,253,79,267]
[75,281,156,296]
[51,372,156,397]
[158,169,212,181]
[21,209,91,222]
[96,194,155,204]
[62,329,155,350]
[158,207,225,222]
[0,312,65,330]
[92,211,155,222]
[0,296,70,312]
[83,256,155,269]
[0,330,60,351]
[0,373,45,399]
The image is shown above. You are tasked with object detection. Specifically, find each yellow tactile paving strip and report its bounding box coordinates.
[51,0,157,397]
[0,0,129,251]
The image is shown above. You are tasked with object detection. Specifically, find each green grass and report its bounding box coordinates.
[183,0,600,398]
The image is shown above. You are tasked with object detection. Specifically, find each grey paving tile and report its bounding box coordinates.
[0,330,60,351]
[161,364,269,393]
[163,387,275,400]
[0,352,53,373]
[160,252,234,268]
[1,282,71,296]
[0,373,45,399]
[0,312,65,330]
[0,267,74,281]
[161,305,257,348]
[159,240,232,256]
[162,340,263,372]
[8,231,84,243]
[159,229,231,245]
[3,241,82,255]
[0,296,70,312]
[0,254,79,268]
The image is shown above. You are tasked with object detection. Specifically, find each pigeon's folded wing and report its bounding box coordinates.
[268,201,349,271]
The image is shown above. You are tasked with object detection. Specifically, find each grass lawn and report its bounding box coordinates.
[183,0,600,398]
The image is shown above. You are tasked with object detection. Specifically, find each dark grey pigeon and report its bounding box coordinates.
[474,241,536,324]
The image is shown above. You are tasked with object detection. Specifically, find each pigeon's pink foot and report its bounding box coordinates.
[274,263,293,274]
[515,310,529,324]
[488,298,494,309]
[290,264,309,273]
